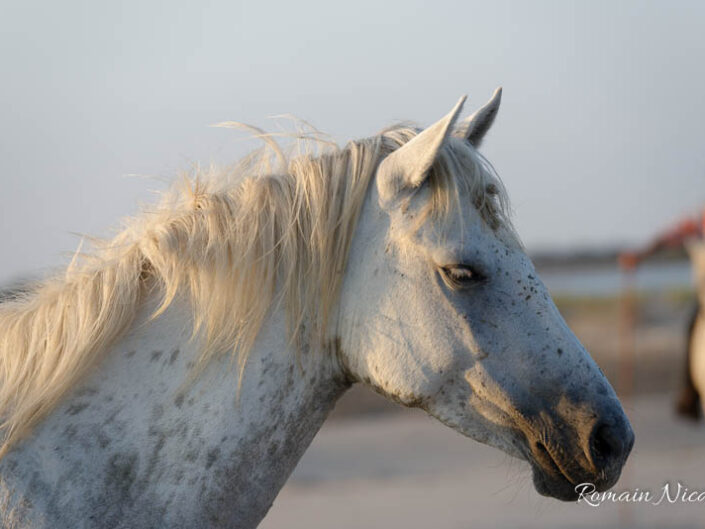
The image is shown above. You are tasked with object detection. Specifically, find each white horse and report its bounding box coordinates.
[0,89,633,528]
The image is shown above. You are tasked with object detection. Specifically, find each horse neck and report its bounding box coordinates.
[0,290,350,529]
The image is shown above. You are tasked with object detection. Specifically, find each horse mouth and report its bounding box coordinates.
[524,431,629,501]
[527,441,582,501]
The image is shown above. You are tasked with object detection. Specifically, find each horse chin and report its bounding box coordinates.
[531,465,580,501]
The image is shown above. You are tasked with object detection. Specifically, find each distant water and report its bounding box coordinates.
[538,260,693,297]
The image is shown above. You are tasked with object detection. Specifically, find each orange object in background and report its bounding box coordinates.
[618,208,705,270]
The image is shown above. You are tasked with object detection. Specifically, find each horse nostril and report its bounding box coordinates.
[591,424,615,463]
[590,418,634,470]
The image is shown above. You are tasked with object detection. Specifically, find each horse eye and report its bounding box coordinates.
[440,264,485,289]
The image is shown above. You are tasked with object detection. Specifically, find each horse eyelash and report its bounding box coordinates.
[439,264,486,289]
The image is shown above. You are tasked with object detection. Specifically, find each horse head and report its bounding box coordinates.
[338,89,634,501]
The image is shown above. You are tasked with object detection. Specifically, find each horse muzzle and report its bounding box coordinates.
[524,407,635,501]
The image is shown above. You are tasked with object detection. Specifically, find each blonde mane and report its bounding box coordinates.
[0,124,513,456]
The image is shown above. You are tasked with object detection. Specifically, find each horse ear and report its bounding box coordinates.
[377,96,466,208]
[454,87,502,148]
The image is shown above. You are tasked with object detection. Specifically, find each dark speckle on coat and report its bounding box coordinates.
[168,348,180,365]
[206,447,220,469]
[63,424,78,440]
[94,452,139,528]
[66,402,89,416]
[106,453,138,496]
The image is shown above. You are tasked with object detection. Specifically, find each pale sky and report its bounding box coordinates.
[1,0,704,284]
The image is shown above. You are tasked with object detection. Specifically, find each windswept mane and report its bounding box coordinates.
[0,123,513,455]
